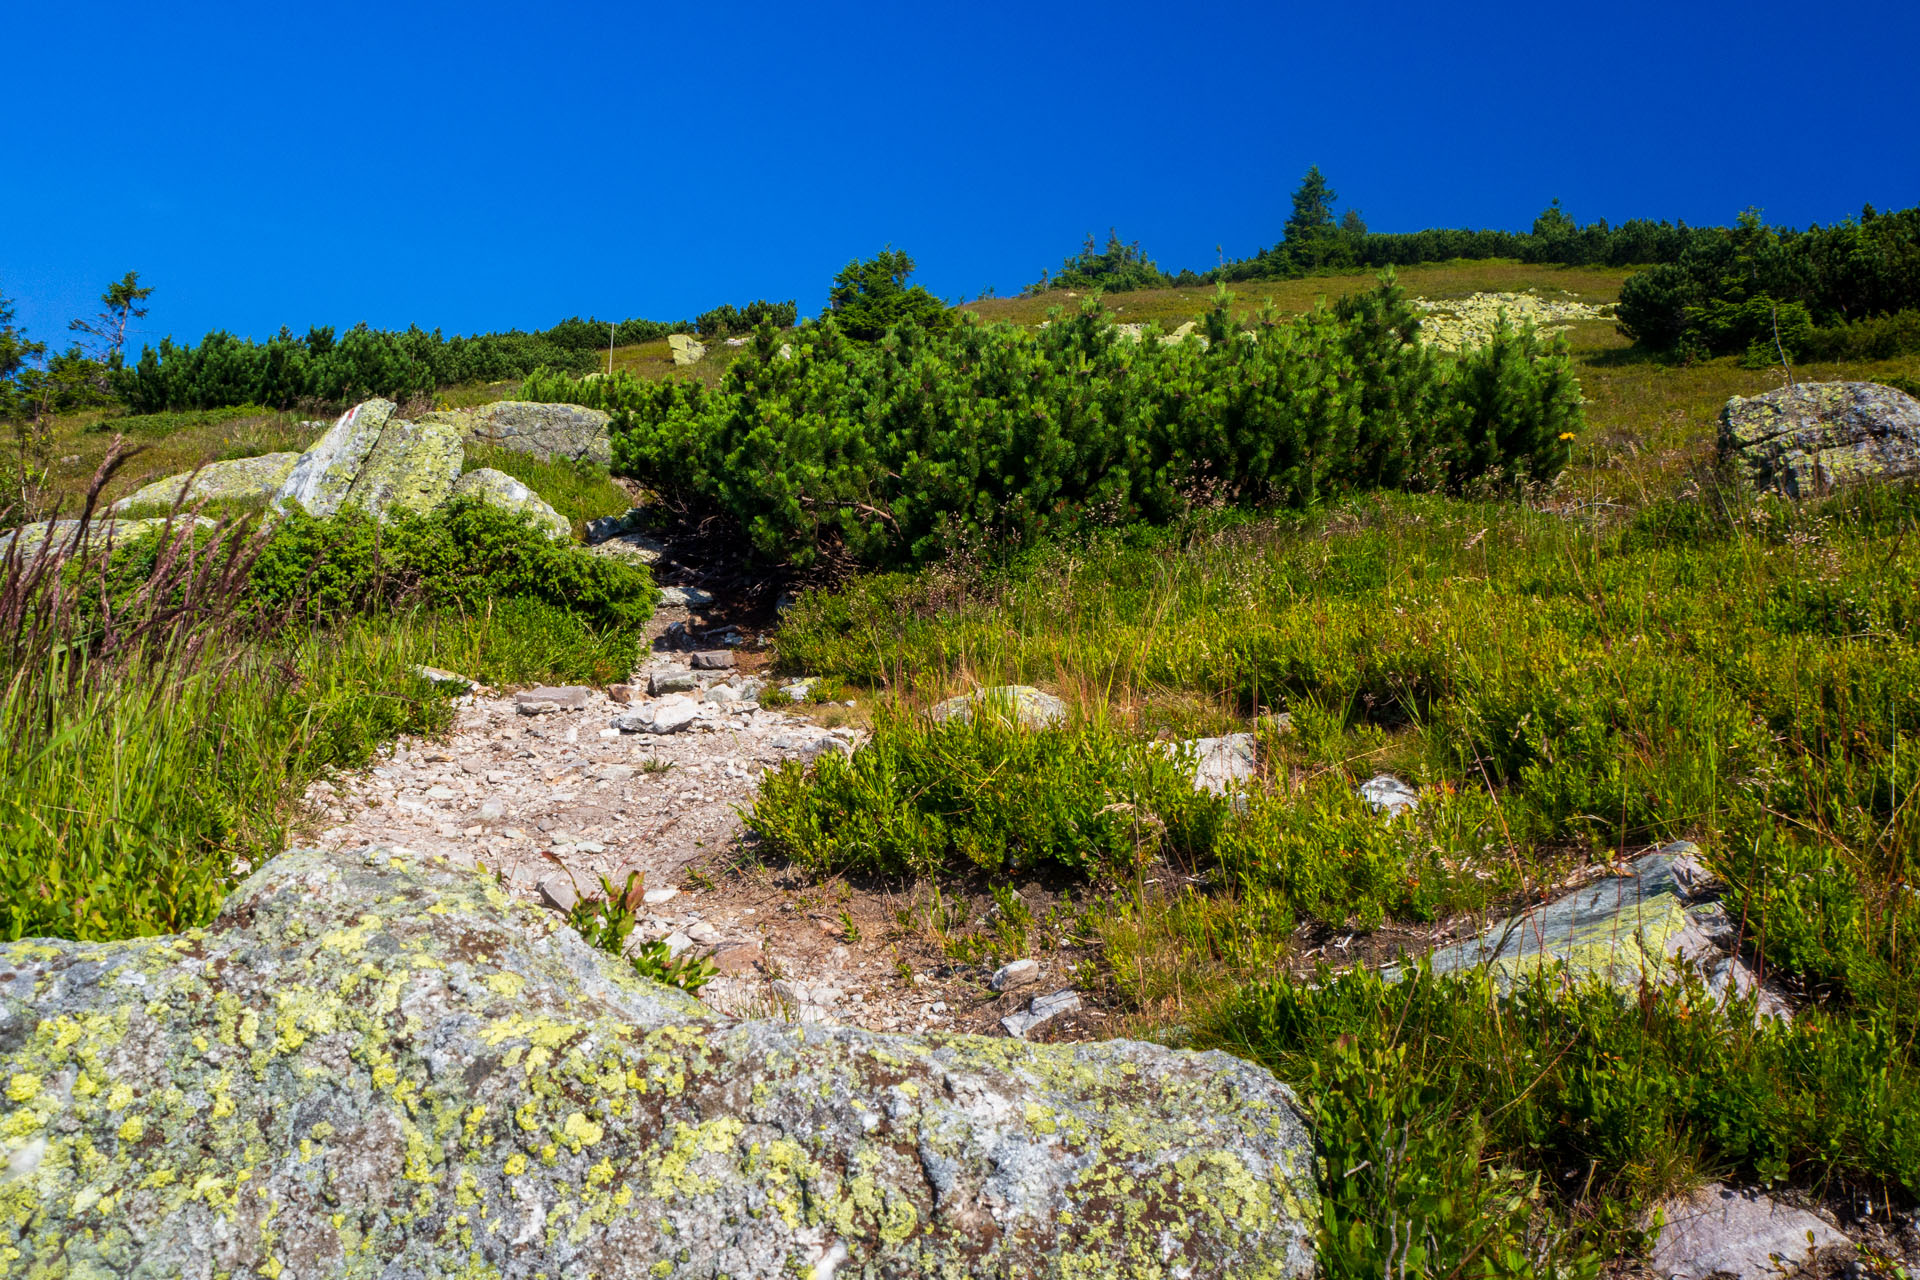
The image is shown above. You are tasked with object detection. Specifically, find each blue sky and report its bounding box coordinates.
[6,0,1917,350]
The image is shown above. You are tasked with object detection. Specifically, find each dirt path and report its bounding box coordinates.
[300,594,1090,1040]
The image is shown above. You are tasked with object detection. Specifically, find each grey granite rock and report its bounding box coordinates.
[1720,381,1920,497]
[1407,843,1788,1017]
[1650,1182,1847,1279]
[430,401,613,468]
[274,398,397,516]
[0,846,1320,1276]
[110,452,301,513]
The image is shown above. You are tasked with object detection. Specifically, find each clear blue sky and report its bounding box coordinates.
[6,0,1917,351]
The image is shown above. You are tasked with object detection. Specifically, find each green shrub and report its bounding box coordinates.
[1616,205,1920,355]
[694,299,797,338]
[1206,966,1920,1238]
[1030,230,1169,294]
[746,712,1224,878]
[1798,308,1920,362]
[119,311,691,413]
[536,277,1580,568]
[825,249,950,341]
[244,499,656,630]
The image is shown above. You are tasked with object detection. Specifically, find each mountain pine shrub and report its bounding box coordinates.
[528,275,1583,567]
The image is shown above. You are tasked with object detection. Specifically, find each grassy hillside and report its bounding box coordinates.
[7,254,1917,1274]
[706,261,1920,1269]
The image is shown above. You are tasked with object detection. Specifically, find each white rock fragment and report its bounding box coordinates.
[1358,773,1419,816]
[990,959,1041,992]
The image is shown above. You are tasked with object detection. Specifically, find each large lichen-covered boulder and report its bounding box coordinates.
[109,452,301,513]
[341,415,464,519]
[452,467,572,540]
[1720,381,1920,497]
[273,398,398,516]
[426,401,613,467]
[0,847,1317,1278]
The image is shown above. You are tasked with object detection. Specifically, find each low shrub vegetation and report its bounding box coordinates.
[1207,967,1919,1280]
[1616,205,1920,361]
[0,457,652,943]
[529,276,1581,567]
[118,312,696,414]
[241,499,656,630]
[750,474,1920,1261]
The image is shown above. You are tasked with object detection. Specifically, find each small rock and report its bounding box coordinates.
[479,799,505,820]
[661,931,694,957]
[1169,733,1257,796]
[538,875,579,913]
[424,785,458,801]
[459,757,485,775]
[606,684,634,705]
[690,650,735,670]
[704,684,739,704]
[710,942,762,975]
[414,665,474,688]
[516,686,597,716]
[591,764,636,782]
[583,508,642,543]
[642,887,679,905]
[930,686,1067,730]
[666,333,706,366]
[1358,774,1419,816]
[659,585,715,609]
[1001,989,1082,1039]
[686,922,720,945]
[991,959,1041,991]
[648,670,698,696]
[644,701,702,734]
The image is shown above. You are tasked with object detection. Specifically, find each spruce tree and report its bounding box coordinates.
[1285,167,1338,245]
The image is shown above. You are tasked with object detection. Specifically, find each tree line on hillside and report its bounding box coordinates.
[0,280,812,425]
[1030,168,1920,365]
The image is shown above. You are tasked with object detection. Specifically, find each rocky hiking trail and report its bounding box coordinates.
[300,554,1099,1042]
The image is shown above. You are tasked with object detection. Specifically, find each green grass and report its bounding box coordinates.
[743,257,1920,1265]
[0,601,637,944]
[967,258,1635,329]
[1205,967,1919,1280]
[460,443,632,539]
[27,404,319,518]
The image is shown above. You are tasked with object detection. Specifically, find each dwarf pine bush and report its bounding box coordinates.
[525,275,1583,567]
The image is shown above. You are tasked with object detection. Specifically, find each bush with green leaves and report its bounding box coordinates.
[747,712,1225,879]
[243,498,657,630]
[1029,230,1169,295]
[694,299,797,338]
[1206,966,1920,1275]
[530,276,1581,568]
[825,249,950,341]
[1616,205,1920,359]
[1219,181,1713,284]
